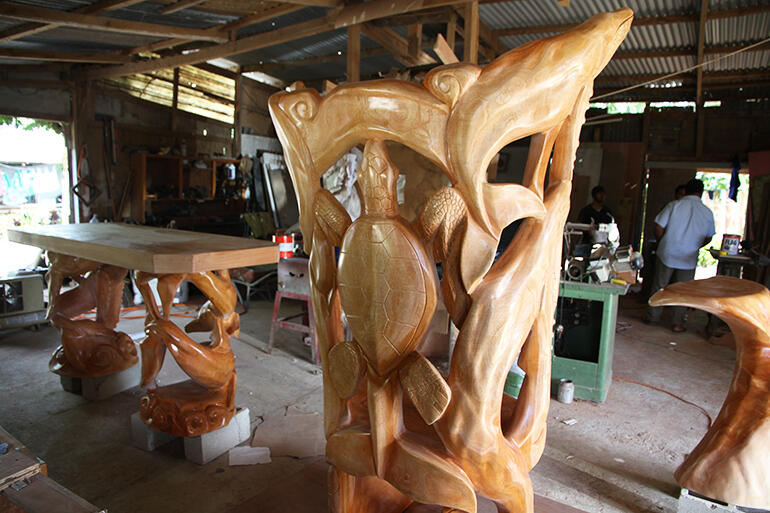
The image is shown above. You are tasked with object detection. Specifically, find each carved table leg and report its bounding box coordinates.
[46,252,137,378]
[650,276,770,509]
[135,270,239,437]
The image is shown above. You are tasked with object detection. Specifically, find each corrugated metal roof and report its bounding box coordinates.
[602,54,697,75]
[707,13,770,44]
[702,50,770,71]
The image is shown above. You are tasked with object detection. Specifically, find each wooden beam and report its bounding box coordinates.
[408,23,423,59]
[347,23,361,82]
[79,17,335,80]
[161,0,206,15]
[194,62,238,80]
[493,5,770,38]
[446,10,457,52]
[0,0,145,43]
[334,0,468,29]
[362,22,435,67]
[433,33,459,63]
[612,40,770,60]
[695,0,708,157]
[595,70,770,85]
[171,67,179,131]
[463,0,479,63]
[370,9,451,27]
[233,67,242,156]
[0,47,131,63]
[278,0,341,6]
[0,2,228,43]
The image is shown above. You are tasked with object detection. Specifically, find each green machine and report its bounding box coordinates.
[552,281,628,402]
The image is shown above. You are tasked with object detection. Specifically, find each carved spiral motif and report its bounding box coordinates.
[205,404,229,429]
[182,410,208,436]
[286,91,319,122]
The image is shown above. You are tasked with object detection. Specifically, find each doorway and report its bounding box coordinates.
[694,170,750,279]
[0,116,70,274]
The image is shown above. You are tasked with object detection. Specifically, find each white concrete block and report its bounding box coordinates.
[59,375,82,394]
[130,412,176,452]
[183,408,251,465]
[677,489,741,513]
[80,363,141,401]
[228,446,271,466]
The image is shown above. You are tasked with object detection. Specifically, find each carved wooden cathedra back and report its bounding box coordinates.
[269,10,632,513]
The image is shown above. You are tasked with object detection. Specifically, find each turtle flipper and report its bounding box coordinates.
[399,352,451,425]
[328,340,366,399]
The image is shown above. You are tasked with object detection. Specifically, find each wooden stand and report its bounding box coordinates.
[268,9,632,512]
[650,276,770,509]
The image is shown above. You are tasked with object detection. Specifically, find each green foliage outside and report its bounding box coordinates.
[695,171,750,270]
[0,116,64,135]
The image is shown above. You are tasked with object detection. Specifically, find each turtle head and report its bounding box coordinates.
[359,139,399,218]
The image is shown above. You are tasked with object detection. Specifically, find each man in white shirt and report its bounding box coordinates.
[644,178,715,332]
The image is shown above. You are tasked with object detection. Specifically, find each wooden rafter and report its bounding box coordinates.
[334,0,468,29]
[613,40,770,60]
[695,0,708,157]
[79,17,335,80]
[278,0,342,6]
[433,33,459,63]
[361,22,435,67]
[0,2,228,42]
[595,70,770,85]
[462,0,479,63]
[347,24,361,82]
[161,0,206,15]
[493,5,770,38]
[0,47,131,63]
[0,0,145,43]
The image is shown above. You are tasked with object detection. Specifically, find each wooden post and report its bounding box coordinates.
[408,23,423,60]
[347,23,361,82]
[446,11,456,53]
[233,67,242,157]
[463,0,479,64]
[171,67,179,132]
[695,0,708,157]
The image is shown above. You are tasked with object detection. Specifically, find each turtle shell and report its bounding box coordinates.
[338,216,438,377]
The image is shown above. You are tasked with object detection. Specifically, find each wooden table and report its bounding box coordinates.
[10,223,278,437]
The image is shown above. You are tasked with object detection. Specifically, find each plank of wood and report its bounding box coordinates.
[8,224,278,274]
[0,427,44,493]
[0,0,145,43]
[1,474,104,513]
[433,33,459,63]
[0,48,131,63]
[0,2,228,43]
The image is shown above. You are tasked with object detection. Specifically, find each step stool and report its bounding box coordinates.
[268,257,319,364]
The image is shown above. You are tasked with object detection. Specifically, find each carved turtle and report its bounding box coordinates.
[337,140,437,378]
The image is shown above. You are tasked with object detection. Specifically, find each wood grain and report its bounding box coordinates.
[650,276,770,508]
[9,224,277,273]
[269,9,632,512]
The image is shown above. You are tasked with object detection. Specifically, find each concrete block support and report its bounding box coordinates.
[677,489,766,513]
[59,362,141,401]
[130,408,251,465]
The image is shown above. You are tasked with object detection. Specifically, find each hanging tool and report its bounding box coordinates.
[71,143,101,207]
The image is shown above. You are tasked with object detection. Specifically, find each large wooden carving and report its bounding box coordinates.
[135,270,239,437]
[46,252,138,378]
[650,276,770,509]
[269,9,632,513]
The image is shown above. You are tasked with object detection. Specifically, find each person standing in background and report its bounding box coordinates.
[578,185,614,225]
[674,184,686,200]
[644,178,715,332]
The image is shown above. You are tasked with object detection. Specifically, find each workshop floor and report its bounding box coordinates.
[0,295,735,513]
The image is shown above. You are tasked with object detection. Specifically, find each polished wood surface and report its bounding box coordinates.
[649,276,770,508]
[46,252,137,378]
[136,270,240,437]
[9,223,277,274]
[269,9,631,512]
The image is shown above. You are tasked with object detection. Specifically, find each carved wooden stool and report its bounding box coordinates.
[268,9,632,512]
[650,276,770,509]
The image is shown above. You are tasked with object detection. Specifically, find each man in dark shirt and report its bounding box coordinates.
[578,185,614,225]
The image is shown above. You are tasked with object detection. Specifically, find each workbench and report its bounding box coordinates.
[552,280,628,402]
[9,224,277,441]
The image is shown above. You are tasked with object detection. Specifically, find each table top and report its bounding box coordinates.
[708,248,754,265]
[9,223,278,274]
